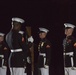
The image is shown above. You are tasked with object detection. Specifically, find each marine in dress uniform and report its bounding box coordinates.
[38,28,51,75]
[19,31,34,75]
[26,35,34,75]
[26,43,32,75]
[63,23,76,75]
[0,33,10,75]
[6,17,27,75]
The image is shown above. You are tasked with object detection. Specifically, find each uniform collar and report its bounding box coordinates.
[66,35,73,39]
[41,38,46,42]
[12,29,19,33]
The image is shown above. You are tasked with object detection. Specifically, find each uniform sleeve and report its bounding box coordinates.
[18,34,28,62]
[73,39,76,66]
[45,41,51,66]
[3,42,10,66]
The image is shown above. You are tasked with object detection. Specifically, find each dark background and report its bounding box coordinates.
[0,0,76,75]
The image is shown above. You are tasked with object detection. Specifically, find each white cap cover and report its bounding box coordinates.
[0,33,5,36]
[12,17,25,23]
[19,31,24,35]
[39,27,49,33]
[64,23,75,28]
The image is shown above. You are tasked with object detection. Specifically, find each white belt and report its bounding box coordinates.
[63,52,73,56]
[0,55,4,67]
[11,49,22,52]
[39,53,46,65]
[39,53,46,57]
[0,55,4,58]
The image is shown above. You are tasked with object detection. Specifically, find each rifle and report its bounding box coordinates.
[26,26,34,75]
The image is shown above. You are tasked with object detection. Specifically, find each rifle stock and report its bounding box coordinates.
[26,26,34,74]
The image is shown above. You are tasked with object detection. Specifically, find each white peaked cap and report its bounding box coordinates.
[0,33,5,36]
[19,31,24,35]
[12,17,25,23]
[64,23,75,28]
[39,27,49,33]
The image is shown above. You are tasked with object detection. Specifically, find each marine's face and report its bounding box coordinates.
[0,36,4,42]
[39,32,47,39]
[65,28,73,36]
[13,21,21,31]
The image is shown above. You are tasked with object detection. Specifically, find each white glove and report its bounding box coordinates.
[24,66,26,69]
[27,57,31,64]
[44,65,49,69]
[28,36,34,43]
[2,66,7,69]
[69,52,73,56]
